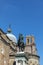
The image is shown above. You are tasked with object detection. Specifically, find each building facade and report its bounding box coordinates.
[0,28,40,65]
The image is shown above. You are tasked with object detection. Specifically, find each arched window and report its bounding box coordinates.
[27,39,29,43]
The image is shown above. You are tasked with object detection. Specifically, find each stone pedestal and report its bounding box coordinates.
[15,52,28,65]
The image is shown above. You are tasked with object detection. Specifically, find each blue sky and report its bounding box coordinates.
[0,0,43,65]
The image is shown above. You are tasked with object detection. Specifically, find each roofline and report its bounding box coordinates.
[0,28,13,43]
[0,28,6,34]
[0,36,10,46]
[25,52,40,58]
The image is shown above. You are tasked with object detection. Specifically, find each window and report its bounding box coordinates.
[27,39,29,43]
[27,38,32,43]
[29,38,32,43]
